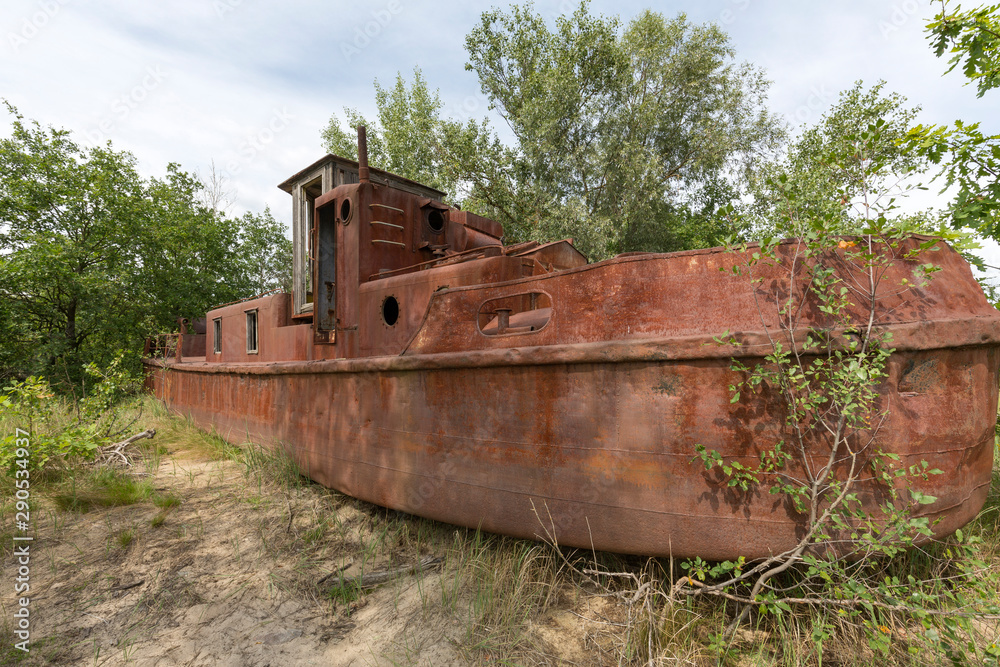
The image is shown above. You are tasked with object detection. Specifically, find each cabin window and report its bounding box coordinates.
[212,318,221,354]
[246,309,259,354]
[296,176,324,315]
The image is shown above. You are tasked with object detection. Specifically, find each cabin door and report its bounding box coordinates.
[315,201,337,333]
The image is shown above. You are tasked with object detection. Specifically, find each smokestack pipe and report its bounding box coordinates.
[357,125,370,183]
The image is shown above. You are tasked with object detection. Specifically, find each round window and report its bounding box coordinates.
[427,209,445,233]
[381,296,399,326]
[340,198,352,223]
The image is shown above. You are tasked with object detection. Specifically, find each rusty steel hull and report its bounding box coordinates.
[147,349,997,561]
[146,238,1000,560]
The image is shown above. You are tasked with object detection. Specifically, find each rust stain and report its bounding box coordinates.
[898,358,940,394]
[653,376,681,396]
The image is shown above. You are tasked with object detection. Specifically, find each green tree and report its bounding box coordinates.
[138,169,292,323]
[748,81,932,239]
[132,164,237,340]
[907,2,1000,240]
[321,68,458,195]
[0,103,292,384]
[461,2,785,258]
[927,0,1000,97]
[231,208,293,295]
[322,3,785,260]
[0,104,148,382]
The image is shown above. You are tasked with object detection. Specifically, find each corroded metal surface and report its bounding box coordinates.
[146,230,1000,560]
[147,344,996,561]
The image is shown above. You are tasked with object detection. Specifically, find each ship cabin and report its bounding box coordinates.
[197,129,587,365]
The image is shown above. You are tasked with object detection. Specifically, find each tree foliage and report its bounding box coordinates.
[321,69,458,195]
[748,82,934,239]
[0,103,291,385]
[906,1,1000,241]
[322,2,785,260]
[927,0,1000,97]
[462,3,784,258]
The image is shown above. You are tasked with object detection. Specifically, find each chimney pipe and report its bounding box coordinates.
[357,125,370,183]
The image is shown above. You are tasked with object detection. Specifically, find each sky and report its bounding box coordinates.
[3,0,999,269]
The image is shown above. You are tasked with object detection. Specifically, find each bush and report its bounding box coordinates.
[0,352,144,476]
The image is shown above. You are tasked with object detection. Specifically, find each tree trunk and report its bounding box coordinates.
[65,299,78,352]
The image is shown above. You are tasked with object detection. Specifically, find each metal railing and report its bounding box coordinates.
[144,333,181,360]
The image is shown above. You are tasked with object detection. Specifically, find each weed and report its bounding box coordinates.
[152,492,181,509]
[450,531,560,663]
[327,579,363,608]
[53,469,155,512]
[115,527,136,549]
[0,614,29,664]
[138,440,168,475]
[244,494,269,509]
[302,517,329,546]
[240,441,303,488]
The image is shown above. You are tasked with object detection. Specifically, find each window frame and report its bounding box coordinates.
[212,318,222,354]
[245,309,259,355]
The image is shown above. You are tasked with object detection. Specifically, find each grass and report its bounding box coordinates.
[0,617,29,666]
[153,491,181,509]
[326,579,364,606]
[139,398,240,464]
[52,469,155,512]
[302,517,330,545]
[115,526,137,549]
[450,531,561,663]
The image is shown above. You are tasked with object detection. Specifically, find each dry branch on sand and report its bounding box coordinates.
[322,556,444,591]
[95,428,156,467]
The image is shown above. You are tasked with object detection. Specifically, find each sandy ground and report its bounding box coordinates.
[0,447,606,666]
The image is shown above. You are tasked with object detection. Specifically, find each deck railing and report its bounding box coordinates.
[144,333,181,360]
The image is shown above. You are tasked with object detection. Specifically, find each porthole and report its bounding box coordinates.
[381,295,399,326]
[427,209,445,234]
[340,198,352,224]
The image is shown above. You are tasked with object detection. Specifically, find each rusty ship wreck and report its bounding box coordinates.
[145,130,1000,561]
